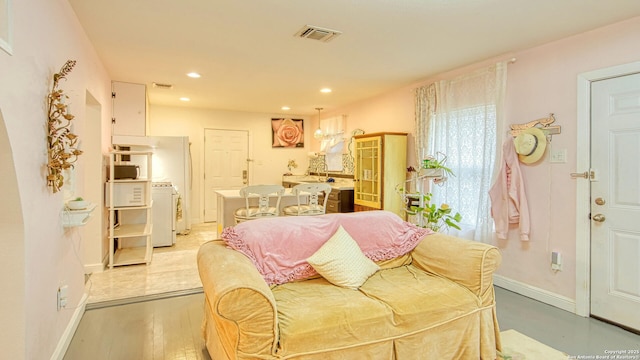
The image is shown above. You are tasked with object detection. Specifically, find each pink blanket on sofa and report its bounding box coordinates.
[222,211,432,285]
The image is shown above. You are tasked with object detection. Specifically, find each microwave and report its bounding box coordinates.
[106,182,147,207]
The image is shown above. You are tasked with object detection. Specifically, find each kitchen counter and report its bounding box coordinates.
[214,177,355,236]
[281,175,354,190]
[214,188,302,236]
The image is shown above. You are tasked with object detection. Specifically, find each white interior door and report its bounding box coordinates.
[590,72,640,331]
[204,129,249,222]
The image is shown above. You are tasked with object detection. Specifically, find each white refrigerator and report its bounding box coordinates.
[112,135,192,235]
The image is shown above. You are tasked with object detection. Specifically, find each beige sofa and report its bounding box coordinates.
[197,218,502,359]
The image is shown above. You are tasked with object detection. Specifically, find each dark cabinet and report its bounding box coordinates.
[325,188,354,213]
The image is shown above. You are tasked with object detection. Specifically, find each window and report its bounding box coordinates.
[415,63,506,241]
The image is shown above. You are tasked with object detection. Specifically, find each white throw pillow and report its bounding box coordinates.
[307,225,380,289]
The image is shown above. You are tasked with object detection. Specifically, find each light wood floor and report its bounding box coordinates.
[64,287,640,359]
[64,292,210,360]
[86,223,215,306]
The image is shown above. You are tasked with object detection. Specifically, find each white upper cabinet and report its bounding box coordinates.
[112,81,147,136]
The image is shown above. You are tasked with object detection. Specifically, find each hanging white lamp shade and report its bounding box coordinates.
[314,107,324,139]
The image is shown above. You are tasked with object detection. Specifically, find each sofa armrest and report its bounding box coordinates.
[411,233,502,305]
[197,240,278,358]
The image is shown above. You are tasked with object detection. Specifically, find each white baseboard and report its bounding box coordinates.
[50,292,88,360]
[83,262,104,274]
[84,253,108,274]
[494,274,576,314]
[84,253,109,275]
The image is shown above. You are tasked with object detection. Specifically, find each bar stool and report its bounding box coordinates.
[234,184,285,224]
[282,183,332,216]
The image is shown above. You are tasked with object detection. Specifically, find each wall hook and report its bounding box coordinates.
[509,113,561,138]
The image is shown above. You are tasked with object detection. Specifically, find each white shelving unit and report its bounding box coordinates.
[399,169,445,227]
[107,149,153,268]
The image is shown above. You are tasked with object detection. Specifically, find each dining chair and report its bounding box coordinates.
[234,184,285,224]
[282,183,332,216]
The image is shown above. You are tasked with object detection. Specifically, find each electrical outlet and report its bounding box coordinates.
[551,252,562,271]
[57,285,68,310]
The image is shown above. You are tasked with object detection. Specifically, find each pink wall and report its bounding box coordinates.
[0,0,112,358]
[325,16,640,301]
[499,16,640,299]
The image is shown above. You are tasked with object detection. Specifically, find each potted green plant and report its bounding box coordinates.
[408,192,462,232]
[399,152,461,231]
[286,159,298,175]
[67,196,88,210]
[422,152,455,178]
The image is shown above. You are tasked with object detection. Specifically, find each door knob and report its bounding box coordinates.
[570,170,595,180]
[595,197,606,205]
[592,214,606,222]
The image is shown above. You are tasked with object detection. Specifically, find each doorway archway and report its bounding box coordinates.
[0,108,26,358]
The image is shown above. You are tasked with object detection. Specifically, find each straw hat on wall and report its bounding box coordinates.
[514,127,547,164]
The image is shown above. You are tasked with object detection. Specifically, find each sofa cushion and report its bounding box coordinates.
[359,265,480,331]
[307,225,380,289]
[272,277,394,357]
[222,211,432,285]
[272,265,480,358]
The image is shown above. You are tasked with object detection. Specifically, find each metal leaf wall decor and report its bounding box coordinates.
[47,60,82,193]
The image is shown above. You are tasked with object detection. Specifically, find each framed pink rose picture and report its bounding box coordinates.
[272,118,304,148]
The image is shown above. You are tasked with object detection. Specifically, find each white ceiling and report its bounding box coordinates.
[68,0,640,116]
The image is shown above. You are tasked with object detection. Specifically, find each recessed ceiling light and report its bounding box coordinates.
[281,106,291,110]
[186,72,201,78]
[180,97,190,102]
[320,88,332,93]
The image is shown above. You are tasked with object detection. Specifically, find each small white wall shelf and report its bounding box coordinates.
[62,203,97,227]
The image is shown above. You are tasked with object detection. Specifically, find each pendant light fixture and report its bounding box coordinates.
[314,107,324,139]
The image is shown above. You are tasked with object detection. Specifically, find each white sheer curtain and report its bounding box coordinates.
[414,83,436,168]
[415,62,507,242]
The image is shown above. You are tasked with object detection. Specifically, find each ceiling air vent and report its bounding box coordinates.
[152,82,173,89]
[295,25,342,42]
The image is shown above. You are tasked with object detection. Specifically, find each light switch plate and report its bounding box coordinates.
[550,148,567,163]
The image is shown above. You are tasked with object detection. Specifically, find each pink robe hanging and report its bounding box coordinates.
[489,138,530,241]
